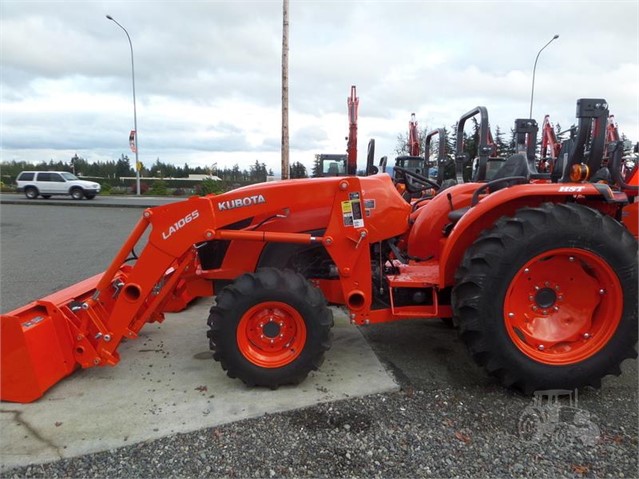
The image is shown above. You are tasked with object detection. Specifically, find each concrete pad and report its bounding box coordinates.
[0,300,398,471]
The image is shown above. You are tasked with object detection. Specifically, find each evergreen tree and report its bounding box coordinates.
[312,154,322,177]
[449,123,458,156]
[116,155,133,177]
[249,160,267,182]
[494,125,508,156]
[289,161,307,178]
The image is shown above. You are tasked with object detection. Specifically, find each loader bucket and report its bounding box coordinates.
[1,273,102,403]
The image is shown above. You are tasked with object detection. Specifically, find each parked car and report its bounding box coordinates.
[16,171,101,200]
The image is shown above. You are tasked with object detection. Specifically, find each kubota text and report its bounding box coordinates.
[218,195,266,211]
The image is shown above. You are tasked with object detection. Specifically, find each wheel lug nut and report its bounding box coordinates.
[555,285,561,291]
[583,333,591,339]
[524,268,530,274]
[508,312,515,318]
[529,295,534,301]
[599,289,605,295]
[569,256,575,262]
[553,306,559,311]
[532,306,538,311]
[279,322,284,327]
[542,310,548,315]
[534,286,540,291]
[538,345,545,351]
[544,282,550,287]
[270,339,274,344]
[558,295,564,301]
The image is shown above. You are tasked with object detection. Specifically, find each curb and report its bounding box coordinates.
[0,197,181,209]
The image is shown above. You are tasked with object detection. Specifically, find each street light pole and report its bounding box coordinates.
[106,14,141,196]
[529,34,559,120]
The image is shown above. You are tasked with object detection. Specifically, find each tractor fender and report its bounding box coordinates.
[438,182,624,287]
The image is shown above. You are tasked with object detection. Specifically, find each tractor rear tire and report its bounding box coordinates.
[207,268,333,388]
[452,202,638,394]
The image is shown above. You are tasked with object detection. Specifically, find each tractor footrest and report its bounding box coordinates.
[387,261,439,288]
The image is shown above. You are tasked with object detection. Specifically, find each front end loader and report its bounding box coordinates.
[2,98,637,403]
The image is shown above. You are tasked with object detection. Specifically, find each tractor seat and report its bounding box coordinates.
[448,206,470,223]
[327,163,340,176]
[446,154,530,225]
[490,153,530,188]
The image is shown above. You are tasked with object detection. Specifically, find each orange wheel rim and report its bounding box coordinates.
[237,301,306,368]
[504,248,622,365]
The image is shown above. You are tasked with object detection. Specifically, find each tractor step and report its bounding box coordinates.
[386,261,439,287]
[385,261,451,318]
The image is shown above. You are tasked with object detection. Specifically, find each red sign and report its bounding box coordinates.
[129,130,137,153]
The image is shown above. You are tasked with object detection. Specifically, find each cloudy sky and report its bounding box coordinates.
[1,1,638,176]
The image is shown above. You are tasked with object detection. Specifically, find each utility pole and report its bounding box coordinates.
[281,0,290,180]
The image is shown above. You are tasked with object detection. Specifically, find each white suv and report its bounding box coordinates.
[16,171,101,200]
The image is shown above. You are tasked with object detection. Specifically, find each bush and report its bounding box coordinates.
[109,186,129,195]
[101,183,112,195]
[196,178,223,196]
[0,181,15,193]
[172,187,186,196]
[131,182,149,195]
[149,180,169,196]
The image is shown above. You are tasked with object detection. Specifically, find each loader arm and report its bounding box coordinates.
[408,113,420,157]
[540,114,561,164]
[1,175,410,402]
[346,85,359,175]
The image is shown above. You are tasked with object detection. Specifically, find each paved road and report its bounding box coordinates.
[0,204,146,312]
[0,201,637,478]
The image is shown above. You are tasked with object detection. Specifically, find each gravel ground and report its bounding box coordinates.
[3,369,637,478]
[2,204,637,478]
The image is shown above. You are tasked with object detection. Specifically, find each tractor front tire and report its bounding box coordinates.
[452,202,638,393]
[207,268,333,388]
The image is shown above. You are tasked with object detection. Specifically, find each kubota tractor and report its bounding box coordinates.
[1,98,637,403]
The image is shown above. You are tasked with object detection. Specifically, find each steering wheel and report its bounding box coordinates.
[393,166,440,194]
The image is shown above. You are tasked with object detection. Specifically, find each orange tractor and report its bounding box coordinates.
[1,98,637,403]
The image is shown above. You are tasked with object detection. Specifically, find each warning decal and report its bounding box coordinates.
[341,193,365,228]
